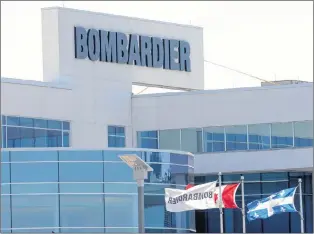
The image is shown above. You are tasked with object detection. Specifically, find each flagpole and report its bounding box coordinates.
[218,172,223,233]
[298,178,304,233]
[241,176,246,233]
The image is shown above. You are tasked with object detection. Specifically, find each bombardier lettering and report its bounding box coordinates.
[74,26,191,72]
[168,191,213,204]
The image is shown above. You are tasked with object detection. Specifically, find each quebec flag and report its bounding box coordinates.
[247,187,297,221]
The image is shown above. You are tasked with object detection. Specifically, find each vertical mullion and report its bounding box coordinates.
[246,125,249,150]
[9,151,13,233]
[292,122,295,147]
[201,128,204,153]
[57,150,61,232]
[269,124,272,149]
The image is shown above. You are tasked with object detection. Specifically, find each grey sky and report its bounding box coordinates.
[1,1,313,91]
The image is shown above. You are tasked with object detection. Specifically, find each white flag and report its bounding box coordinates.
[165,181,217,212]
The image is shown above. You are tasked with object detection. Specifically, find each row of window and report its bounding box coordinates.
[137,121,313,153]
[1,115,127,149]
[1,115,70,148]
[1,150,195,232]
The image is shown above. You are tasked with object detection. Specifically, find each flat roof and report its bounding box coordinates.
[132,82,313,99]
[1,77,72,90]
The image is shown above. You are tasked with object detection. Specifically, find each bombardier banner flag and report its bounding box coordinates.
[165,181,217,212]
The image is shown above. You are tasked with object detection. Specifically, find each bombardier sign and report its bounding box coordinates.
[74,26,191,72]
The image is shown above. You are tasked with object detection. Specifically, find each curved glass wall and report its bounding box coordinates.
[195,172,313,233]
[1,149,195,233]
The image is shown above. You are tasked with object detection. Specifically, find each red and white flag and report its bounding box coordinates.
[165,181,217,212]
[185,183,240,209]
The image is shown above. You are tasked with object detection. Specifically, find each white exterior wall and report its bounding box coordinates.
[132,83,313,174]
[1,79,133,148]
[1,7,312,175]
[132,83,313,131]
[195,148,313,175]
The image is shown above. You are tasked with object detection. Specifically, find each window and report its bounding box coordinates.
[294,121,313,147]
[159,129,180,150]
[271,122,293,148]
[137,131,158,149]
[3,115,70,148]
[203,126,225,152]
[108,126,126,147]
[181,128,202,153]
[248,123,271,150]
[225,125,247,151]
[2,126,6,148]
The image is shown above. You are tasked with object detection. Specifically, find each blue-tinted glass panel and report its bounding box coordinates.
[115,126,125,136]
[271,122,293,148]
[224,209,242,233]
[141,138,158,149]
[20,127,34,147]
[10,150,58,162]
[142,152,190,165]
[59,150,103,161]
[294,121,313,147]
[11,184,58,194]
[261,172,288,181]
[225,125,247,151]
[19,117,34,127]
[108,136,125,147]
[105,183,137,193]
[248,123,271,150]
[60,183,102,193]
[63,131,69,147]
[59,161,103,182]
[11,195,59,232]
[11,160,58,183]
[203,127,225,152]
[58,151,103,182]
[1,195,11,232]
[47,130,62,147]
[145,194,189,229]
[2,126,6,148]
[7,127,21,148]
[60,194,104,232]
[137,131,158,149]
[7,116,19,126]
[34,129,48,147]
[146,164,190,185]
[108,126,115,135]
[144,184,185,195]
[63,121,70,130]
[140,131,158,138]
[159,129,180,150]
[47,120,62,130]
[104,194,138,227]
[104,162,133,182]
[34,118,48,128]
[1,155,10,184]
[115,136,125,147]
[244,182,261,195]
[181,128,203,153]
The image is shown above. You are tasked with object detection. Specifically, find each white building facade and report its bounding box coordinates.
[1,7,313,233]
